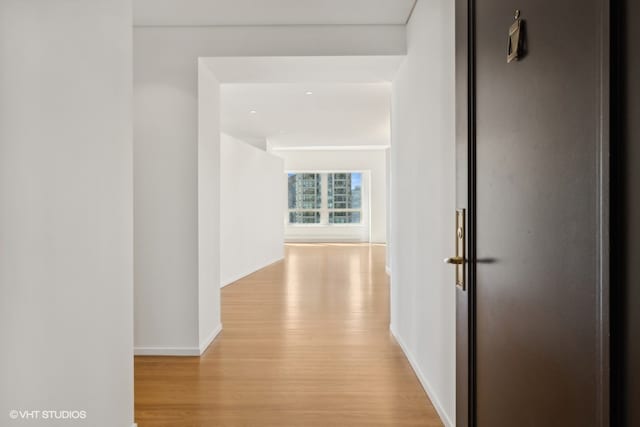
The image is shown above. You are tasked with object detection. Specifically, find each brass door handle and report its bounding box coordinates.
[450,209,465,289]
[444,257,464,265]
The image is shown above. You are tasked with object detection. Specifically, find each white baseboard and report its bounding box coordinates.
[199,323,222,354]
[390,325,453,427]
[134,346,200,356]
[134,324,223,356]
[284,237,368,243]
[220,256,284,288]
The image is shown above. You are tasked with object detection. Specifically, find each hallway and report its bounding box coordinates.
[134,244,442,426]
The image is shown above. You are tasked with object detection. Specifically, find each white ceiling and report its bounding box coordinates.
[221,83,391,149]
[134,0,416,26]
[204,56,402,149]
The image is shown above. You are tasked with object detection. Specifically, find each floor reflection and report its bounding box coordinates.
[134,243,442,426]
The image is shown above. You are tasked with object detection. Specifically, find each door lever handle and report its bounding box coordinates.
[450,209,465,289]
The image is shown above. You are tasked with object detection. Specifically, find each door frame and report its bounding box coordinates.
[454,1,612,425]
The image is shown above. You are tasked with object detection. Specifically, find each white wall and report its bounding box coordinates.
[134,25,404,352]
[273,149,387,243]
[0,1,133,426]
[389,1,456,426]
[385,147,392,271]
[197,62,222,352]
[221,134,285,287]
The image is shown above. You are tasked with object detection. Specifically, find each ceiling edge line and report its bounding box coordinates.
[133,23,408,29]
[270,145,390,152]
[404,0,418,25]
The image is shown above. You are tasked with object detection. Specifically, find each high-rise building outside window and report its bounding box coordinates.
[288,173,322,224]
[328,173,362,224]
[287,172,362,225]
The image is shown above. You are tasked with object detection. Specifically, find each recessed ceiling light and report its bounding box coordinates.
[305,91,313,95]
[249,110,257,114]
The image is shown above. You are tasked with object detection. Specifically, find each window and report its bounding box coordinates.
[288,173,321,224]
[328,173,362,224]
[287,172,363,225]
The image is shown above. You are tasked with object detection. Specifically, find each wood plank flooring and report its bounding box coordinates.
[134,243,442,426]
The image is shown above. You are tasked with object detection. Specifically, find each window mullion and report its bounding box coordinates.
[321,173,329,225]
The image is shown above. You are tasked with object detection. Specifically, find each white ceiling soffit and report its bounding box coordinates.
[201,56,405,83]
[221,83,391,149]
[134,0,416,26]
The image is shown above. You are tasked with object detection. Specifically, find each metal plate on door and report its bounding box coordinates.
[507,10,524,63]
[455,209,465,289]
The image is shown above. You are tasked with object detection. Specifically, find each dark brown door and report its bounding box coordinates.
[456,0,610,425]
[613,0,640,424]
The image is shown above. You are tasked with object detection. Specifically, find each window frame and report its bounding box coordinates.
[286,170,365,227]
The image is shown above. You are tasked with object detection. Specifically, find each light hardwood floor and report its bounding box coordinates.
[135,243,443,426]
